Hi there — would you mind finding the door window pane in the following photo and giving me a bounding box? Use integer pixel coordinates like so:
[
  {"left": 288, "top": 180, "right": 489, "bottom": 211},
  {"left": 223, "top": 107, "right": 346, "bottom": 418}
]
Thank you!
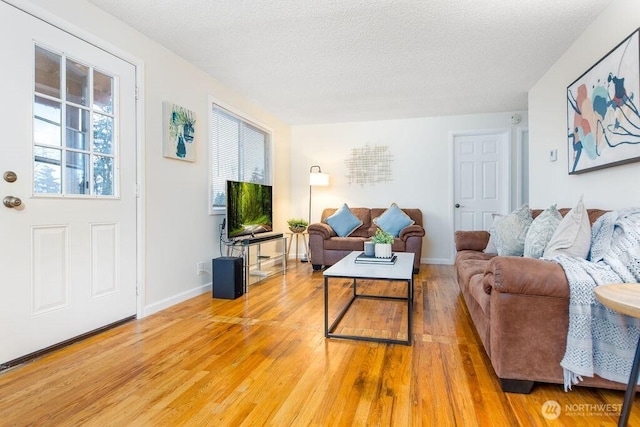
[
  {"left": 65, "top": 151, "right": 89, "bottom": 194},
  {"left": 34, "top": 147, "right": 62, "bottom": 194},
  {"left": 66, "top": 105, "right": 89, "bottom": 150},
  {"left": 93, "top": 155, "right": 113, "bottom": 196},
  {"left": 34, "top": 96, "right": 62, "bottom": 147},
  {"left": 34, "top": 46, "right": 60, "bottom": 98},
  {"left": 93, "top": 71, "right": 113, "bottom": 114},
  {"left": 93, "top": 114, "right": 114, "bottom": 155},
  {"left": 66, "top": 59, "right": 89, "bottom": 106}
]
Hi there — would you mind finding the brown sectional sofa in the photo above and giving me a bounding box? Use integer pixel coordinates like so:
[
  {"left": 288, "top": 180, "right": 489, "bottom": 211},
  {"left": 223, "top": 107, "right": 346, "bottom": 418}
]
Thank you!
[
  {"left": 308, "top": 207, "right": 425, "bottom": 272},
  {"left": 454, "top": 208, "right": 635, "bottom": 393}
]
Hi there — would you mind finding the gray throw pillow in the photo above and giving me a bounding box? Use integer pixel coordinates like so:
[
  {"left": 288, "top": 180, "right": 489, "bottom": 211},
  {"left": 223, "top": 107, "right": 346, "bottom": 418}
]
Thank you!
[
  {"left": 491, "top": 204, "right": 533, "bottom": 256},
  {"left": 524, "top": 204, "right": 562, "bottom": 258}
]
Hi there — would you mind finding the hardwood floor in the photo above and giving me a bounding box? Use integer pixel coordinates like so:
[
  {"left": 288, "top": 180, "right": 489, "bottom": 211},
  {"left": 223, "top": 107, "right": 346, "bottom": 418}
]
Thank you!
[{"left": 1, "top": 263, "right": 638, "bottom": 426}]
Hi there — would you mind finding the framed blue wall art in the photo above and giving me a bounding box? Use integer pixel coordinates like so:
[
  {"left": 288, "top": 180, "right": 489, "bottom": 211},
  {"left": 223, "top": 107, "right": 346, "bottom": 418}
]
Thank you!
[{"left": 567, "top": 28, "right": 640, "bottom": 174}]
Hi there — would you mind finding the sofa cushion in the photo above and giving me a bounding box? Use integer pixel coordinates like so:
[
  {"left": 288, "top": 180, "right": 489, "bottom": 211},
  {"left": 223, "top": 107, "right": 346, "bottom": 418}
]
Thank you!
[
  {"left": 469, "top": 274, "right": 491, "bottom": 316},
  {"left": 490, "top": 205, "right": 533, "bottom": 256},
  {"left": 457, "top": 258, "right": 489, "bottom": 294},
  {"left": 391, "top": 239, "right": 406, "bottom": 253},
  {"left": 543, "top": 197, "right": 591, "bottom": 259},
  {"left": 524, "top": 204, "right": 562, "bottom": 258},
  {"left": 324, "top": 203, "right": 363, "bottom": 237},
  {"left": 324, "top": 236, "right": 367, "bottom": 251},
  {"left": 373, "top": 203, "right": 415, "bottom": 237}
]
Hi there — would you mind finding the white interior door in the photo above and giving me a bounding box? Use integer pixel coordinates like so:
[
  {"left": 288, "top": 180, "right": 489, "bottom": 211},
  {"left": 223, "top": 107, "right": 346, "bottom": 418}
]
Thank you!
[
  {"left": 0, "top": 2, "right": 137, "bottom": 365},
  {"left": 453, "top": 131, "right": 510, "bottom": 232}
]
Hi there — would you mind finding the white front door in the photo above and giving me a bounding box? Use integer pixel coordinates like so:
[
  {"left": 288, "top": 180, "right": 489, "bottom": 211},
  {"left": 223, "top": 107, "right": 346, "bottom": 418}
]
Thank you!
[
  {"left": 453, "top": 131, "right": 510, "bottom": 232},
  {"left": 0, "top": 2, "right": 137, "bottom": 365}
]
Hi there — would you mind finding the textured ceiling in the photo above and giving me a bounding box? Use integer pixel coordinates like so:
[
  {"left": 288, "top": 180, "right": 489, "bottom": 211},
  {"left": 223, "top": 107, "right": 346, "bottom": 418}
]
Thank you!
[{"left": 86, "top": 0, "right": 612, "bottom": 125}]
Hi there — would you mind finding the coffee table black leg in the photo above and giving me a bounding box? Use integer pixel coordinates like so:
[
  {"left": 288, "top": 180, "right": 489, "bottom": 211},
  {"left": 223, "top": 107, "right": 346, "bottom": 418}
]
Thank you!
[
  {"left": 619, "top": 335, "right": 640, "bottom": 426},
  {"left": 324, "top": 276, "right": 329, "bottom": 338},
  {"left": 407, "top": 278, "right": 412, "bottom": 345}
]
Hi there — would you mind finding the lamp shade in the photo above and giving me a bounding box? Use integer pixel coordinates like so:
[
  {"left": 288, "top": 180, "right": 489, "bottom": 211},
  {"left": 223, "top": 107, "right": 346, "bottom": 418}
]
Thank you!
[{"left": 310, "top": 172, "right": 329, "bottom": 186}]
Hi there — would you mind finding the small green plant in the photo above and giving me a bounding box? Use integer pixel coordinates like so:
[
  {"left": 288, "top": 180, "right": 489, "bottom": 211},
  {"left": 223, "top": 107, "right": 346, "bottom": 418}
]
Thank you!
[
  {"left": 371, "top": 228, "right": 394, "bottom": 244},
  {"left": 287, "top": 218, "right": 309, "bottom": 229}
]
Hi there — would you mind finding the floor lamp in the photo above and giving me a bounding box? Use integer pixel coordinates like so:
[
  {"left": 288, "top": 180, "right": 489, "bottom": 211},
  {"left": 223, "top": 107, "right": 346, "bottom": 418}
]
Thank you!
[{"left": 303, "top": 165, "right": 329, "bottom": 262}]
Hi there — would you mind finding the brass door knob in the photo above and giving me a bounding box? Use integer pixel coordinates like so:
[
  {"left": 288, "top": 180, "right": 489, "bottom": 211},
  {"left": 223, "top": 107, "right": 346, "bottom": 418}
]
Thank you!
[{"left": 3, "top": 196, "right": 22, "bottom": 208}]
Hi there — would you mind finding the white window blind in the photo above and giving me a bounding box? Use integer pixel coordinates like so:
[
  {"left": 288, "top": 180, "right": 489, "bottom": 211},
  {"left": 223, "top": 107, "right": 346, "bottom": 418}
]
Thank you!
[{"left": 210, "top": 104, "right": 271, "bottom": 210}]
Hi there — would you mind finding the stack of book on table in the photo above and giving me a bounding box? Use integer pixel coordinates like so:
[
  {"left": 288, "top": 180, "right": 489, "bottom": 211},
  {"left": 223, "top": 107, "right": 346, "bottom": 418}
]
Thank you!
[{"left": 354, "top": 252, "right": 397, "bottom": 265}]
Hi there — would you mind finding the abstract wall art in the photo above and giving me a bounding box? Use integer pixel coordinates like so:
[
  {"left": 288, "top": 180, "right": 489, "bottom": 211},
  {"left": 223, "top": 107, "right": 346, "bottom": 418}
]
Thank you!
[
  {"left": 163, "top": 102, "right": 196, "bottom": 162},
  {"left": 567, "top": 28, "right": 640, "bottom": 174}
]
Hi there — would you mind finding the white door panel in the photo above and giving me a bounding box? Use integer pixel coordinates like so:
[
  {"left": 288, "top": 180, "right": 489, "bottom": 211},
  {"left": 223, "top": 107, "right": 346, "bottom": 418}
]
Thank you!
[
  {"left": 0, "top": 2, "right": 137, "bottom": 364},
  {"left": 454, "top": 132, "right": 510, "bottom": 233}
]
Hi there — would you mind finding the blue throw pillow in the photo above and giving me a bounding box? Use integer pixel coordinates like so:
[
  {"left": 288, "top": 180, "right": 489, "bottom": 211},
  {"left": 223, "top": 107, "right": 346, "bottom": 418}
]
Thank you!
[
  {"left": 373, "top": 203, "right": 414, "bottom": 237},
  {"left": 324, "top": 204, "right": 363, "bottom": 237}
]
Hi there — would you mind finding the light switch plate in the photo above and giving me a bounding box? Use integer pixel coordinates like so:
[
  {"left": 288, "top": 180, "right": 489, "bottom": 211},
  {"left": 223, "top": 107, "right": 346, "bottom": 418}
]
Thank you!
[{"left": 549, "top": 149, "right": 558, "bottom": 162}]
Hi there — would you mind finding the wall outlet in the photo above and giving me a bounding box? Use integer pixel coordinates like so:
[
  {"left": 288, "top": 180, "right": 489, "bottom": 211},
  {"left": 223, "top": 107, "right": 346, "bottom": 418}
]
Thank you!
[{"left": 196, "top": 262, "right": 207, "bottom": 275}]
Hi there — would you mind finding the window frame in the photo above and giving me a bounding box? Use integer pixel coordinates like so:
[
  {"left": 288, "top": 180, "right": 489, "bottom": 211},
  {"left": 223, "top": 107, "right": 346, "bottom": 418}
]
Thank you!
[{"left": 208, "top": 97, "right": 274, "bottom": 215}]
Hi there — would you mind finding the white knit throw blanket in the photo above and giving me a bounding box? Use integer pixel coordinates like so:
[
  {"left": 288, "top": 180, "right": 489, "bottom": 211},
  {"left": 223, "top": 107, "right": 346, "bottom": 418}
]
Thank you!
[{"left": 552, "top": 208, "right": 640, "bottom": 391}]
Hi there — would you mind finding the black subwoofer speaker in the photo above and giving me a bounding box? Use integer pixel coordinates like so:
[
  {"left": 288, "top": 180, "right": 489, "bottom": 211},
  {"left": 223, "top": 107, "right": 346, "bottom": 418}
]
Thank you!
[{"left": 212, "top": 257, "right": 243, "bottom": 299}]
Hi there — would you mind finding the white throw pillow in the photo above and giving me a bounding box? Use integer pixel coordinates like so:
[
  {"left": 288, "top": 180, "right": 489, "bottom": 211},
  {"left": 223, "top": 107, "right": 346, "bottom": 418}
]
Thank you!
[
  {"left": 543, "top": 198, "right": 591, "bottom": 259},
  {"left": 484, "top": 213, "right": 504, "bottom": 254},
  {"left": 524, "top": 204, "right": 562, "bottom": 258}
]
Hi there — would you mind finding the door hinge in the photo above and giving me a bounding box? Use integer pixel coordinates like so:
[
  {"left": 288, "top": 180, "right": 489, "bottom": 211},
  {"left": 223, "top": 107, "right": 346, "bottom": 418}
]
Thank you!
[
  {"left": 136, "top": 283, "right": 140, "bottom": 296},
  {"left": 135, "top": 86, "right": 139, "bottom": 100}
]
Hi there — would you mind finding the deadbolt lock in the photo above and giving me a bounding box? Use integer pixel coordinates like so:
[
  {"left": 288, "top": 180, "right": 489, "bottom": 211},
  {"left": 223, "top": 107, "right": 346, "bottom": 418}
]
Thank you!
[{"left": 3, "top": 171, "right": 17, "bottom": 183}]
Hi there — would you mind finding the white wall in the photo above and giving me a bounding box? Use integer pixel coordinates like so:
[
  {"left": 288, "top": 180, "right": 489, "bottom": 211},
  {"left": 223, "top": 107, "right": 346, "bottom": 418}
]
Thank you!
[
  {"left": 529, "top": 0, "right": 640, "bottom": 209},
  {"left": 291, "top": 112, "right": 528, "bottom": 264},
  {"left": 14, "top": 0, "right": 292, "bottom": 315}
]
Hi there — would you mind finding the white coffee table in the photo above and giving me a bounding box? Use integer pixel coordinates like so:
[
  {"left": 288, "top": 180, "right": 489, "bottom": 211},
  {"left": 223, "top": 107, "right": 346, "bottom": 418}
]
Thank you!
[{"left": 323, "top": 251, "right": 415, "bottom": 345}]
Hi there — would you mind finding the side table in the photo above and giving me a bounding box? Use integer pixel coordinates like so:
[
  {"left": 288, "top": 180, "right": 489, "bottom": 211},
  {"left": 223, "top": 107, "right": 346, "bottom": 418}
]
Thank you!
[
  {"left": 286, "top": 232, "right": 309, "bottom": 262},
  {"left": 595, "top": 283, "right": 640, "bottom": 427}
]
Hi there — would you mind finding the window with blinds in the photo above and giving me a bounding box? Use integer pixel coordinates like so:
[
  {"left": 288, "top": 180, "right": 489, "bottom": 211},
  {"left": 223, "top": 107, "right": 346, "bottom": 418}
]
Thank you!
[{"left": 210, "top": 104, "right": 271, "bottom": 211}]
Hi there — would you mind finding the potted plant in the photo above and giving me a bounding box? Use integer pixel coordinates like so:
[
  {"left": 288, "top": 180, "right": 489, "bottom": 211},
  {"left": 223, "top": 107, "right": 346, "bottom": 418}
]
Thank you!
[
  {"left": 371, "top": 228, "right": 394, "bottom": 258},
  {"left": 287, "top": 218, "right": 308, "bottom": 233}
]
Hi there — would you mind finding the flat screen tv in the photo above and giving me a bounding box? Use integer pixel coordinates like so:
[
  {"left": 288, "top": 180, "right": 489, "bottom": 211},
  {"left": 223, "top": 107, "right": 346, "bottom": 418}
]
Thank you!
[{"left": 226, "top": 180, "right": 273, "bottom": 240}]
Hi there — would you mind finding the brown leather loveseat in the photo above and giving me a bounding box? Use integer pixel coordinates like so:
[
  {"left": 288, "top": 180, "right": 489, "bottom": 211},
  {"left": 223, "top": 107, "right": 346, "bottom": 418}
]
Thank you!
[
  {"left": 454, "top": 207, "right": 636, "bottom": 393},
  {"left": 308, "top": 207, "right": 425, "bottom": 273}
]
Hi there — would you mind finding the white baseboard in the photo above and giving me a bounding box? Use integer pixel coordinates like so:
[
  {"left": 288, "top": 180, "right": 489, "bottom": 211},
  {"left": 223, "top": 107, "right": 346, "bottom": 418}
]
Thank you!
[
  {"left": 142, "top": 282, "right": 212, "bottom": 317},
  {"left": 421, "top": 257, "right": 454, "bottom": 265},
  {"left": 141, "top": 255, "right": 451, "bottom": 318}
]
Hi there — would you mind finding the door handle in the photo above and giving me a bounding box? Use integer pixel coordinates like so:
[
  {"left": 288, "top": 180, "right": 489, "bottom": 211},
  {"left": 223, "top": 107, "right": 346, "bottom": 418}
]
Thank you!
[
  {"left": 3, "top": 196, "right": 22, "bottom": 208},
  {"left": 455, "top": 203, "right": 462, "bottom": 208}
]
